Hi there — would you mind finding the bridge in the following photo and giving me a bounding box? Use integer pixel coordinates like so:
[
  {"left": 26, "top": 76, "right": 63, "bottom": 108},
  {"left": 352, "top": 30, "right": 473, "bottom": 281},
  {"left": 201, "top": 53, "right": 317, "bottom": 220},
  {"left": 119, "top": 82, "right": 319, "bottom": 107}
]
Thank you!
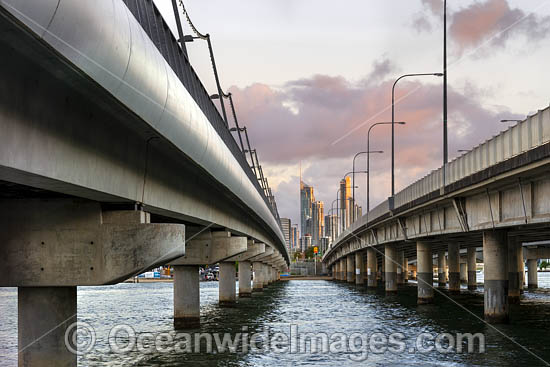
[
  {"left": 0, "top": 0, "right": 289, "bottom": 365},
  {"left": 324, "top": 104, "right": 550, "bottom": 323}
]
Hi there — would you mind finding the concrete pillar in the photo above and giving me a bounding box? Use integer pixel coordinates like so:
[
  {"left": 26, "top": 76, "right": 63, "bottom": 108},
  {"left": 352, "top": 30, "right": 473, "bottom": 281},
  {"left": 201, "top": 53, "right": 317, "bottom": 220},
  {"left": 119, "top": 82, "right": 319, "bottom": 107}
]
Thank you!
[
  {"left": 507, "top": 238, "right": 522, "bottom": 304},
  {"left": 239, "top": 261, "right": 252, "bottom": 297},
  {"left": 381, "top": 258, "right": 385, "bottom": 282},
  {"left": 437, "top": 250, "right": 447, "bottom": 287},
  {"left": 460, "top": 262, "right": 467, "bottom": 283},
  {"left": 396, "top": 251, "right": 404, "bottom": 285},
  {"left": 385, "top": 245, "right": 397, "bottom": 292},
  {"left": 403, "top": 257, "right": 409, "bottom": 283},
  {"left": 367, "top": 248, "right": 377, "bottom": 288},
  {"left": 346, "top": 255, "right": 355, "bottom": 283},
  {"left": 528, "top": 259, "right": 538, "bottom": 289},
  {"left": 174, "top": 265, "right": 200, "bottom": 329},
  {"left": 448, "top": 243, "right": 460, "bottom": 294},
  {"left": 219, "top": 262, "right": 237, "bottom": 305},
  {"left": 341, "top": 258, "right": 347, "bottom": 282},
  {"left": 483, "top": 230, "right": 509, "bottom": 323},
  {"left": 253, "top": 262, "right": 263, "bottom": 291},
  {"left": 18, "top": 287, "right": 77, "bottom": 367},
  {"left": 335, "top": 261, "right": 340, "bottom": 280},
  {"left": 355, "top": 252, "right": 365, "bottom": 285},
  {"left": 417, "top": 241, "right": 433, "bottom": 304},
  {"left": 467, "top": 247, "right": 477, "bottom": 290}
]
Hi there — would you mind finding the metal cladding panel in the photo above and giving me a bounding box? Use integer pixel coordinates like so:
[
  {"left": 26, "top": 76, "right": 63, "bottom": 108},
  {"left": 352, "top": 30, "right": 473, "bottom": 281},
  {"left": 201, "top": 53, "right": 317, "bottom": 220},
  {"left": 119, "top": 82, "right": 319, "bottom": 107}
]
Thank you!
[
  {"left": 43, "top": 0, "right": 132, "bottom": 96},
  {"left": 0, "top": 0, "right": 59, "bottom": 37},
  {"left": 0, "top": 0, "right": 286, "bottom": 258}
]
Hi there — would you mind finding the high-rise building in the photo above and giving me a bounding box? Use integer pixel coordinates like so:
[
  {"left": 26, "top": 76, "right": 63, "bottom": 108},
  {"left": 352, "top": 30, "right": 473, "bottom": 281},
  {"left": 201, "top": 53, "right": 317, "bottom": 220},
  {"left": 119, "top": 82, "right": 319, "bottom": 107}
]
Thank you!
[
  {"left": 280, "top": 217, "right": 291, "bottom": 253},
  {"left": 324, "top": 214, "right": 338, "bottom": 243},
  {"left": 300, "top": 235, "right": 312, "bottom": 252},
  {"left": 311, "top": 201, "right": 324, "bottom": 246},
  {"left": 340, "top": 177, "right": 351, "bottom": 230},
  {"left": 291, "top": 226, "right": 299, "bottom": 251},
  {"left": 300, "top": 181, "right": 314, "bottom": 237},
  {"left": 319, "top": 237, "right": 330, "bottom": 255}
]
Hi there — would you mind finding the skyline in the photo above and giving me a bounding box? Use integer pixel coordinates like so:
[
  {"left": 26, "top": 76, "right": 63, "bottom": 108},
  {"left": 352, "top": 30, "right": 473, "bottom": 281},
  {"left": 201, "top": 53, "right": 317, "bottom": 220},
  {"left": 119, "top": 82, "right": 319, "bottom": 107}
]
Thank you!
[{"left": 154, "top": 0, "right": 550, "bottom": 226}]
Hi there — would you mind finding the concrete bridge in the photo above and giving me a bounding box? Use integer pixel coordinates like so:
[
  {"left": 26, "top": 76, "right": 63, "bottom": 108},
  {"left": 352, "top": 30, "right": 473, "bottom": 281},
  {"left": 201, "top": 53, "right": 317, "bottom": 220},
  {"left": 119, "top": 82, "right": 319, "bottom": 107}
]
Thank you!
[
  {"left": 0, "top": 0, "right": 288, "bottom": 365},
  {"left": 324, "top": 104, "right": 550, "bottom": 323}
]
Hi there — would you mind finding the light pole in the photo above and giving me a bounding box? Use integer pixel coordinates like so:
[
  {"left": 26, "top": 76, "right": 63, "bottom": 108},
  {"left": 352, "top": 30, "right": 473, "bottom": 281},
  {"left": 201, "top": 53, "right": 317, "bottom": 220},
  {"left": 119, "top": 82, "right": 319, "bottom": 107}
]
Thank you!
[
  {"left": 352, "top": 152, "right": 382, "bottom": 222},
  {"left": 501, "top": 119, "right": 523, "bottom": 123},
  {"left": 443, "top": 0, "right": 448, "bottom": 192},
  {"left": 391, "top": 73, "right": 443, "bottom": 207},
  {"left": 366, "top": 122, "right": 405, "bottom": 224}
]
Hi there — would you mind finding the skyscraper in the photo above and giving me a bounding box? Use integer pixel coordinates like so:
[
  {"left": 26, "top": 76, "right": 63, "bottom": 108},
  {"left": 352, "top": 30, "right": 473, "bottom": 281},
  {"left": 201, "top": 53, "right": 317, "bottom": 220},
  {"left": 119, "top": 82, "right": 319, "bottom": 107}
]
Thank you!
[
  {"left": 340, "top": 177, "right": 351, "bottom": 230},
  {"left": 300, "top": 181, "right": 314, "bottom": 237},
  {"left": 280, "top": 217, "right": 291, "bottom": 253},
  {"left": 324, "top": 214, "right": 338, "bottom": 243},
  {"left": 311, "top": 201, "right": 324, "bottom": 246}
]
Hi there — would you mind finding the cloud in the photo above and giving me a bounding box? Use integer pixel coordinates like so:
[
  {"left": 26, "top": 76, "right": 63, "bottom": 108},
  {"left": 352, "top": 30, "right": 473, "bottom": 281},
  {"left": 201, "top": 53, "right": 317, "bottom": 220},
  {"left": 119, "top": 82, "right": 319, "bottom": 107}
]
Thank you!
[
  {"left": 228, "top": 64, "right": 522, "bottom": 222},
  {"left": 413, "top": 0, "right": 550, "bottom": 54}
]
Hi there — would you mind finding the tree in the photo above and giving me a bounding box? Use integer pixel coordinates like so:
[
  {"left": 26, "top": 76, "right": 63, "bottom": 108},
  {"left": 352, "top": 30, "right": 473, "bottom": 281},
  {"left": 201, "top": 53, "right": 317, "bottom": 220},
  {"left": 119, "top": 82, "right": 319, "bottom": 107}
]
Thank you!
[{"left": 540, "top": 261, "right": 549, "bottom": 271}]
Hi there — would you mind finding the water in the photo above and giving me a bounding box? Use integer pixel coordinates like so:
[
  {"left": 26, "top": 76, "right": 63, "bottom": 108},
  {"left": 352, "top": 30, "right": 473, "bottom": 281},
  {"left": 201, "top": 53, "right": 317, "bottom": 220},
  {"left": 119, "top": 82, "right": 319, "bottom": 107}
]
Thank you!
[{"left": 2, "top": 275, "right": 550, "bottom": 366}]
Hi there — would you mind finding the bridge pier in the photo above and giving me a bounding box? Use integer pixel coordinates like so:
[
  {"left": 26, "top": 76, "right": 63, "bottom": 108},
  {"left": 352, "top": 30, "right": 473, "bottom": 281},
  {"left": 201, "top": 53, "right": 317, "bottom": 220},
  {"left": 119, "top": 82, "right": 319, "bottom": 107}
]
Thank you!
[
  {"left": 239, "top": 261, "right": 252, "bottom": 297},
  {"left": 385, "top": 245, "right": 397, "bottom": 293},
  {"left": 18, "top": 287, "right": 77, "bottom": 367},
  {"left": 467, "top": 247, "right": 477, "bottom": 290},
  {"left": 528, "top": 259, "right": 538, "bottom": 289},
  {"left": 219, "top": 262, "right": 237, "bottom": 306},
  {"left": 253, "top": 262, "right": 264, "bottom": 291},
  {"left": 342, "top": 258, "right": 347, "bottom": 282},
  {"left": 437, "top": 250, "right": 447, "bottom": 287},
  {"left": 460, "top": 262, "right": 467, "bottom": 283},
  {"left": 508, "top": 238, "right": 522, "bottom": 304},
  {"left": 403, "top": 257, "right": 409, "bottom": 283},
  {"left": 397, "top": 251, "right": 404, "bottom": 285},
  {"left": 483, "top": 230, "right": 509, "bottom": 323},
  {"left": 448, "top": 243, "right": 460, "bottom": 294},
  {"left": 174, "top": 265, "right": 200, "bottom": 329},
  {"left": 355, "top": 252, "right": 365, "bottom": 285},
  {"left": 417, "top": 241, "right": 434, "bottom": 304},
  {"left": 346, "top": 255, "right": 355, "bottom": 283},
  {"left": 367, "top": 248, "right": 377, "bottom": 288}
]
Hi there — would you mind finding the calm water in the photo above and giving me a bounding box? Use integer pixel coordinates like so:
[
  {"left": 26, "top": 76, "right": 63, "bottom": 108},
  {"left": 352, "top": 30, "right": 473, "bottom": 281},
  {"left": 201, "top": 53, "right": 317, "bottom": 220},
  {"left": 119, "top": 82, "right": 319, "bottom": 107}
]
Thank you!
[{"left": 2, "top": 275, "right": 550, "bottom": 366}]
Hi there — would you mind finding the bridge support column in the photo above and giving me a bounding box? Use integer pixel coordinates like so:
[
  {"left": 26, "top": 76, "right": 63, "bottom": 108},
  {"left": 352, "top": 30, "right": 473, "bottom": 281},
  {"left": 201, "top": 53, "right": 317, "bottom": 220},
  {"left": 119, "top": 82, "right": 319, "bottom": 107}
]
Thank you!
[
  {"left": 397, "top": 251, "right": 404, "bottom": 285},
  {"left": 508, "top": 238, "right": 522, "bottom": 304},
  {"left": 467, "top": 247, "right": 477, "bottom": 290},
  {"left": 528, "top": 259, "right": 538, "bottom": 289},
  {"left": 448, "top": 243, "right": 460, "bottom": 294},
  {"left": 460, "top": 262, "right": 467, "bottom": 283},
  {"left": 367, "top": 248, "right": 377, "bottom": 288},
  {"left": 403, "top": 257, "right": 409, "bottom": 283},
  {"left": 341, "top": 258, "right": 347, "bottom": 282},
  {"left": 380, "top": 258, "right": 385, "bottom": 283},
  {"left": 253, "top": 262, "right": 264, "bottom": 292},
  {"left": 483, "top": 230, "right": 509, "bottom": 324},
  {"left": 417, "top": 241, "right": 433, "bottom": 304},
  {"left": 239, "top": 261, "right": 252, "bottom": 297},
  {"left": 355, "top": 252, "right": 364, "bottom": 285},
  {"left": 385, "top": 245, "right": 397, "bottom": 293},
  {"left": 346, "top": 255, "right": 355, "bottom": 283},
  {"left": 174, "top": 265, "right": 200, "bottom": 329},
  {"left": 219, "top": 262, "right": 236, "bottom": 306},
  {"left": 18, "top": 286, "right": 77, "bottom": 367},
  {"left": 437, "top": 251, "right": 447, "bottom": 287}
]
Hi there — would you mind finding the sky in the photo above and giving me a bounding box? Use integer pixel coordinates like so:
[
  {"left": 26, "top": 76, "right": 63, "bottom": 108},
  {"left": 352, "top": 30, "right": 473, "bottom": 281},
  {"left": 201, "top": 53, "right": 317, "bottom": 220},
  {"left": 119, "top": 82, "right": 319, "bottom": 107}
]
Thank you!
[{"left": 154, "top": 0, "right": 550, "bottom": 227}]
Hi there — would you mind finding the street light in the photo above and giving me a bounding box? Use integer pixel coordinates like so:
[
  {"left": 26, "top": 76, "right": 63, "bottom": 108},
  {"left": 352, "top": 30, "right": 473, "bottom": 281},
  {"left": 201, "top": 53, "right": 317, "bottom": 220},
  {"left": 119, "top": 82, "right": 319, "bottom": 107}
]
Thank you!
[
  {"left": 352, "top": 151, "right": 382, "bottom": 222},
  {"left": 392, "top": 73, "right": 443, "bottom": 207},
  {"left": 366, "top": 121, "right": 405, "bottom": 224},
  {"left": 500, "top": 119, "right": 523, "bottom": 123}
]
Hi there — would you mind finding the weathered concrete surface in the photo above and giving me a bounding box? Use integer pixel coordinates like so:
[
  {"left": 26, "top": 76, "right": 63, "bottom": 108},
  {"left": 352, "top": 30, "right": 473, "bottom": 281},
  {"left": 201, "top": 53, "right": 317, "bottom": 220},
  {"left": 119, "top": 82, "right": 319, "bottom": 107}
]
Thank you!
[
  {"left": 355, "top": 251, "right": 364, "bottom": 285},
  {"left": 508, "top": 237, "right": 523, "bottom": 303},
  {"left": 18, "top": 287, "right": 77, "bottom": 367},
  {"left": 483, "top": 230, "right": 509, "bottom": 323},
  {"left": 417, "top": 241, "right": 433, "bottom": 304},
  {"left": 528, "top": 259, "right": 538, "bottom": 289},
  {"left": 174, "top": 265, "right": 200, "bottom": 329},
  {"left": 367, "top": 248, "right": 377, "bottom": 288},
  {"left": 437, "top": 251, "right": 447, "bottom": 287},
  {"left": 385, "top": 245, "right": 397, "bottom": 292},
  {"left": 448, "top": 243, "right": 460, "bottom": 294},
  {"left": 467, "top": 247, "right": 477, "bottom": 290},
  {"left": 0, "top": 199, "right": 185, "bottom": 287},
  {"left": 346, "top": 255, "right": 355, "bottom": 283},
  {"left": 219, "top": 262, "right": 237, "bottom": 306},
  {"left": 239, "top": 261, "right": 252, "bottom": 297},
  {"left": 170, "top": 231, "right": 245, "bottom": 266}
]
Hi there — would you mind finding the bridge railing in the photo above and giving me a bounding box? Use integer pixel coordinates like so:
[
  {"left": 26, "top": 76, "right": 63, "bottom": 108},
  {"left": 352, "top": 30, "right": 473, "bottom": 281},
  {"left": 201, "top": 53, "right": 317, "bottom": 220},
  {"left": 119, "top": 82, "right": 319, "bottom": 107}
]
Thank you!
[
  {"left": 328, "top": 106, "right": 550, "bottom": 254},
  {"left": 122, "top": 0, "right": 282, "bottom": 225}
]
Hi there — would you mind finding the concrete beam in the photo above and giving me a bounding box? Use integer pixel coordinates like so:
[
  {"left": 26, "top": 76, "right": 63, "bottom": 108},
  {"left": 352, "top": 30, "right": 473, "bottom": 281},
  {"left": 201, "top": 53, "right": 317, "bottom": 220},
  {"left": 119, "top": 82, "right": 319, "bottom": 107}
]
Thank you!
[
  {"left": 0, "top": 199, "right": 185, "bottom": 287},
  {"left": 225, "top": 241, "right": 265, "bottom": 262},
  {"left": 170, "top": 231, "right": 246, "bottom": 266},
  {"left": 248, "top": 246, "right": 273, "bottom": 262}
]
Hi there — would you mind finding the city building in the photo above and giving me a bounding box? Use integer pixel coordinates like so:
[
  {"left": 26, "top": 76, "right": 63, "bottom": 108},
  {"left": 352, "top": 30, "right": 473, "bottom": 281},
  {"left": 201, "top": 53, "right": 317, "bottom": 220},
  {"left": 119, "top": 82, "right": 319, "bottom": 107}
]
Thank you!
[
  {"left": 319, "top": 237, "right": 330, "bottom": 255},
  {"left": 340, "top": 177, "right": 351, "bottom": 230},
  {"left": 300, "top": 235, "right": 312, "bottom": 252},
  {"left": 300, "top": 181, "right": 314, "bottom": 237},
  {"left": 311, "top": 201, "right": 324, "bottom": 246},
  {"left": 280, "top": 217, "right": 291, "bottom": 253},
  {"left": 291, "top": 225, "right": 299, "bottom": 251},
  {"left": 324, "top": 214, "right": 338, "bottom": 243}
]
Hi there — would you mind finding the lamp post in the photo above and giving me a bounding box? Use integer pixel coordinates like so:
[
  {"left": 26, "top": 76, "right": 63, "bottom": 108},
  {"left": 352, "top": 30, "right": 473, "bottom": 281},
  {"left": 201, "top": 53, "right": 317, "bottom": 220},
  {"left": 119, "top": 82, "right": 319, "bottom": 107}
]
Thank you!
[
  {"left": 500, "top": 119, "right": 523, "bottom": 123},
  {"left": 352, "top": 151, "right": 383, "bottom": 222},
  {"left": 391, "top": 73, "right": 443, "bottom": 207},
  {"left": 366, "top": 122, "right": 405, "bottom": 224}
]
